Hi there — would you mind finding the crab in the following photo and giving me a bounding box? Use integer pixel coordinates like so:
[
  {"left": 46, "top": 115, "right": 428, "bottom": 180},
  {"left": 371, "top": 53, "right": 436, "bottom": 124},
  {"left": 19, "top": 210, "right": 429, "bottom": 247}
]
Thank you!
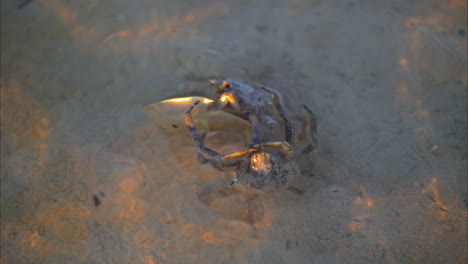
[
  {"left": 183, "top": 79, "right": 302, "bottom": 189},
  {"left": 143, "top": 78, "right": 317, "bottom": 189}
]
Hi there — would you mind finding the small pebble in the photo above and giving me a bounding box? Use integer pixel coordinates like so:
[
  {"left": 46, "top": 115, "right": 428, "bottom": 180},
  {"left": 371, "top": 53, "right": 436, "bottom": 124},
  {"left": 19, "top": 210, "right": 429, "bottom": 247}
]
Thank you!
[
  {"left": 287, "top": 186, "right": 304, "bottom": 195},
  {"left": 92, "top": 194, "right": 101, "bottom": 207},
  {"left": 329, "top": 185, "right": 343, "bottom": 193}
]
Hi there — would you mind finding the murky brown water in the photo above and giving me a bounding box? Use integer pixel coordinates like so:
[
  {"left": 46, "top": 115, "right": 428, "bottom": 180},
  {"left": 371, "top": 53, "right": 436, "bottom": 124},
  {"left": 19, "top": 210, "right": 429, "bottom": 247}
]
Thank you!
[{"left": 1, "top": 0, "right": 467, "bottom": 263}]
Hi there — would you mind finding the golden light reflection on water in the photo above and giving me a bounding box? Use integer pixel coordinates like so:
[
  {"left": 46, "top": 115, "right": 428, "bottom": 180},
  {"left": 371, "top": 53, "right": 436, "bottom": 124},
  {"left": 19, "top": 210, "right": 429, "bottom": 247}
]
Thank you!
[
  {"left": 1, "top": 101, "right": 464, "bottom": 263},
  {"left": 342, "top": 180, "right": 467, "bottom": 263},
  {"left": 0, "top": 82, "right": 51, "bottom": 165},
  {"left": 39, "top": 0, "right": 229, "bottom": 51},
  {"left": 390, "top": 11, "right": 466, "bottom": 259},
  {"left": 39, "top": 0, "right": 100, "bottom": 43},
  {"left": 395, "top": 38, "right": 433, "bottom": 139},
  {"left": 16, "top": 200, "right": 91, "bottom": 260},
  {"left": 421, "top": 177, "right": 450, "bottom": 214},
  {"left": 395, "top": 0, "right": 467, "bottom": 141}
]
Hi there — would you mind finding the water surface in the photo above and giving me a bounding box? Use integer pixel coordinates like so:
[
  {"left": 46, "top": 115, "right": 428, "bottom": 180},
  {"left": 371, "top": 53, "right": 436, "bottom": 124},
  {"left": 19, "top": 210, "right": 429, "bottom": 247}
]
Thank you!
[{"left": 1, "top": 0, "right": 467, "bottom": 263}]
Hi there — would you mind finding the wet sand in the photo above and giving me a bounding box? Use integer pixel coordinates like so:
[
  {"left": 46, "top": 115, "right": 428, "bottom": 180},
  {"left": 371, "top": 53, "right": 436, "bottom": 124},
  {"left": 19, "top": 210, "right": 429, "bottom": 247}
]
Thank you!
[{"left": 1, "top": 0, "right": 467, "bottom": 263}]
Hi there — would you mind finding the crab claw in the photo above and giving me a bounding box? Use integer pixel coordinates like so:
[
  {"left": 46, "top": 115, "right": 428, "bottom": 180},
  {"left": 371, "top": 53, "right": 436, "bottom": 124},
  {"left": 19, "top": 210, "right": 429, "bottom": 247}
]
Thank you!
[{"left": 142, "top": 96, "right": 213, "bottom": 133}]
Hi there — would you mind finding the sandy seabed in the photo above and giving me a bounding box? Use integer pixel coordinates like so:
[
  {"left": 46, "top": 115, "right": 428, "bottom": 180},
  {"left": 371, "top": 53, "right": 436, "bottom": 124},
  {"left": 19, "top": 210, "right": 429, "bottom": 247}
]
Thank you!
[{"left": 1, "top": 0, "right": 467, "bottom": 263}]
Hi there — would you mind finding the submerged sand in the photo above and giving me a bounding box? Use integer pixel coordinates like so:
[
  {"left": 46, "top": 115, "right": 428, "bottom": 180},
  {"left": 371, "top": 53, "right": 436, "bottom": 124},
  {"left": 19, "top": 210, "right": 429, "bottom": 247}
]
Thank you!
[{"left": 1, "top": 0, "right": 467, "bottom": 263}]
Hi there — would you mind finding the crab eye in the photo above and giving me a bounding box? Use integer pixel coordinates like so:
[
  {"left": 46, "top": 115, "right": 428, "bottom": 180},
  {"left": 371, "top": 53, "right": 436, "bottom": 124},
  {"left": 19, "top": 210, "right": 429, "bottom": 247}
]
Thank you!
[{"left": 220, "top": 81, "right": 230, "bottom": 89}]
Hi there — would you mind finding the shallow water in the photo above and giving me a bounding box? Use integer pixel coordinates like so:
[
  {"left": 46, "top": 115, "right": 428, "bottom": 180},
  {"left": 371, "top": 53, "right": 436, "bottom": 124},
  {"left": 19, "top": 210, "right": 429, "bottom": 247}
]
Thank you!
[{"left": 1, "top": 0, "right": 467, "bottom": 263}]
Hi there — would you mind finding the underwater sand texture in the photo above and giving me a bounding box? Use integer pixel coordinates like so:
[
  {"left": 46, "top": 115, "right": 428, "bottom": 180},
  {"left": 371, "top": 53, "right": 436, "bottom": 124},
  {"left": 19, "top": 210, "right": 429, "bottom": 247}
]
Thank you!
[{"left": 1, "top": 0, "right": 467, "bottom": 263}]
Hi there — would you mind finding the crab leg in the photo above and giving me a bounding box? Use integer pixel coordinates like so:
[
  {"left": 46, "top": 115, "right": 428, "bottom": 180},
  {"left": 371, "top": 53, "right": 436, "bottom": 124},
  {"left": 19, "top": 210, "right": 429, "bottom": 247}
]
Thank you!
[
  {"left": 222, "top": 149, "right": 257, "bottom": 162},
  {"left": 229, "top": 161, "right": 250, "bottom": 186},
  {"left": 184, "top": 101, "right": 226, "bottom": 169},
  {"left": 225, "top": 113, "right": 262, "bottom": 185},
  {"left": 248, "top": 113, "right": 260, "bottom": 147},
  {"left": 185, "top": 101, "right": 258, "bottom": 170},
  {"left": 253, "top": 141, "right": 293, "bottom": 160},
  {"left": 301, "top": 105, "right": 318, "bottom": 149},
  {"left": 260, "top": 86, "right": 294, "bottom": 145},
  {"left": 288, "top": 105, "right": 318, "bottom": 159}
]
